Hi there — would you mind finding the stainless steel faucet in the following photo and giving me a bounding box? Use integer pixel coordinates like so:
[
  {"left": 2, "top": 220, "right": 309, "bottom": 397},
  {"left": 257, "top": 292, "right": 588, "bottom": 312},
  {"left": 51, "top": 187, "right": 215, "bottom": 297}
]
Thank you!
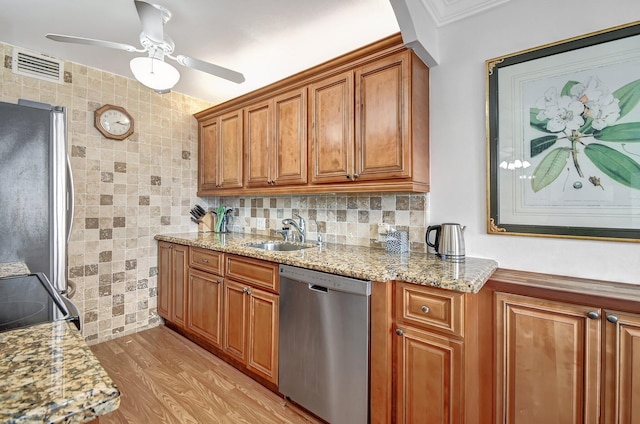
[{"left": 282, "top": 213, "right": 306, "bottom": 242}]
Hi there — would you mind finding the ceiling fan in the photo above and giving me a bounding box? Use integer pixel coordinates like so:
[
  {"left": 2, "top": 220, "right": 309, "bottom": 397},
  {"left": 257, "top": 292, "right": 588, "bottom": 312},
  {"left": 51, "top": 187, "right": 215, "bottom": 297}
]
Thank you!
[{"left": 46, "top": 0, "right": 245, "bottom": 93}]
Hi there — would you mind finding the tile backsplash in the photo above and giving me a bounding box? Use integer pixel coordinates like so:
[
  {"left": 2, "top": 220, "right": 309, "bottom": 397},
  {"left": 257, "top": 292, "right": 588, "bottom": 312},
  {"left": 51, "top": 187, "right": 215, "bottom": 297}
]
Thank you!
[{"left": 208, "top": 192, "right": 430, "bottom": 252}]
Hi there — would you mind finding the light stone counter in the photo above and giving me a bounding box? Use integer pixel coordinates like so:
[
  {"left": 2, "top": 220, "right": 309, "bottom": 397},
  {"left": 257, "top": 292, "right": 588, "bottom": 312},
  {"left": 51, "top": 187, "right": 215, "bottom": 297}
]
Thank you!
[
  {"left": 155, "top": 232, "right": 498, "bottom": 293},
  {"left": 0, "top": 263, "right": 120, "bottom": 423},
  {"left": 0, "top": 262, "right": 30, "bottom": 278}
]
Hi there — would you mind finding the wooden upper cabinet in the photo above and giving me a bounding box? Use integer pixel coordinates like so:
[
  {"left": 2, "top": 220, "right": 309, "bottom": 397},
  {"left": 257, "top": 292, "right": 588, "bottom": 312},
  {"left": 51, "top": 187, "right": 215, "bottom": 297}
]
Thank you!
[
  {"left": 310, "top": 50, "right": 429, "bottom": 188},
  {"left": 195, "top": 33, "right": 430, "bottom": 195},
  {"left": 310, "top": 70, "right": 354, "bottom": 184},
  {"left": 495, "top": 292, "right": 601, "bottom": 424},
  {"left": 355, "top": 52, "right": 411, "bottom": 181},
  {"left": 198, "top": 109, "right": 243, "bottom": 193},
  {"left": 245, "top": 88, "right": 307, "bottom": 188}
]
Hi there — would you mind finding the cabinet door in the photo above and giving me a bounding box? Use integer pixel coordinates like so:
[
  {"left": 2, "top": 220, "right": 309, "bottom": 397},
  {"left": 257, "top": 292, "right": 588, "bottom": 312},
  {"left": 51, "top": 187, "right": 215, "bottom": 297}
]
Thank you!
[
  {"left": 157, "top": 242, "right": 172, "bottom": 320},
  {"left": 604, "top": 311, "right": 640, "bottom": 424},
  {"left": 245, "top": 100, "right": 271, "bottom": 187},
  {"left": 198, "top": 116, "right": 218, "bottom": 191},
  {"left": 218, "top": 110, "right": 243, "bottom": 189},
  {"left": 170, "top": 244, "right": 189, "bottom": 328},
  {"left": 187, "top": 268, "right": 223, "bottom": 348},
  {"left": 396, "top": 326, "right": 462, "bottom": 424},
  {"left": 273, "top": 88, "right": 307, "bottom": 186},
  {"left": 246, "top": 287, "right": 279, "bottom": 384},
  {"left": 223, "top": 279, "right": 247, "bottom": 363},
  {"left": 495, "top": 293, "right": 601, "bottom": 424},
  {"left": 355, "top": 52, "right": 411, "bottom": 181},
  {"left": 309, "top": 70, "right": 354, "bottom": 183}
]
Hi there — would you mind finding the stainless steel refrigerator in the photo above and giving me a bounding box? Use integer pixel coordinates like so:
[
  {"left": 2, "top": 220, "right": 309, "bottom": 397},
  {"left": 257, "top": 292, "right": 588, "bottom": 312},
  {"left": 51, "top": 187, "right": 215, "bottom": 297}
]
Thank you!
[{"left": 0, "top": 100, "right": 73, "bottom": 294}]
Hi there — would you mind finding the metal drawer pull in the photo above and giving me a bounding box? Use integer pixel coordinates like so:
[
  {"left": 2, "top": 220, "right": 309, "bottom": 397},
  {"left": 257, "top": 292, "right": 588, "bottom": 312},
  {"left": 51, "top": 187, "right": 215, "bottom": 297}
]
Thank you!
[
  {"left": 607, "top": 315, "right": 619, "bottom": 323},
  {"left": 396, "top": 328, "right": 404, "bottom": 336},
  {"left": 587, "top": 311, "right": 599, "bottom": 320},
  {"left": 421, "top": 305, "right": 430, "bottom": 314},
  {"left": 200, "top": 258, "right": 209, "bottom": 263}
]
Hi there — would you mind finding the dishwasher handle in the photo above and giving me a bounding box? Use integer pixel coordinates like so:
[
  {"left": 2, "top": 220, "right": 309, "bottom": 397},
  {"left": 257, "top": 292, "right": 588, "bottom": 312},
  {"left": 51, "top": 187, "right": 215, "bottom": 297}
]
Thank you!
[{"left": 309, "top": 284, "right": 328, "bottom": 293}]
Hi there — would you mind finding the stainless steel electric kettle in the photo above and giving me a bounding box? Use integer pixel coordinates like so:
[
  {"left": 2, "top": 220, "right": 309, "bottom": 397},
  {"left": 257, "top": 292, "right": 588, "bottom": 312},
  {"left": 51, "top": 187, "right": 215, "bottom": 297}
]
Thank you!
[{"left": 426, "top": 223, "right": 466, "bottom": 260}]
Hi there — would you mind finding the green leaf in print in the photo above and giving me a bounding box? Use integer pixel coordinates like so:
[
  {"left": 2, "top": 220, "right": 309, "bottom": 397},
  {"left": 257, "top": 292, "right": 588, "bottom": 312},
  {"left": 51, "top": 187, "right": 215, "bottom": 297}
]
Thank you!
[
  {"left": 530, "top": 135, "right": 558, "bottom": 157},
  {"left": 594, "top": 123, "right": 640, "bottom": 142},
  {"left": 584, "top": 143, "right": 640, "bottom": 190},
  {"left": 531, "top": 147, "right": 571, "bottom": 192},
  {"left": 561, "top": 80, "right": 581, "bottom": 97},
  {"left": 530, "top": 108, "right": 551, "bottom": 133},
  {"left": 613, "top": 79, "right": 640, "bottom": 120}
]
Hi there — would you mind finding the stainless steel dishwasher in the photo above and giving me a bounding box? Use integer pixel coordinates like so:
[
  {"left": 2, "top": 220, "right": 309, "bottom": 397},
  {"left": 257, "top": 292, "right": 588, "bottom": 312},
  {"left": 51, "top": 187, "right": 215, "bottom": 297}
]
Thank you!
[{"left": 279, "top": 264, "right": 371, "bottom": 424}]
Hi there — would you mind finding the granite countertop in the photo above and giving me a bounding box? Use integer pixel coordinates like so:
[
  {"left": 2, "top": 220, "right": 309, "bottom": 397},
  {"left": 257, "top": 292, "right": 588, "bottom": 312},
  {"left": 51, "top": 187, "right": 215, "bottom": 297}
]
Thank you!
[
  {"left": 155, "top": 232, "right": 498, "bottom": 293},
  {"left": 0, "top": 262, "right": 31, "bottom": 278},
  {"left": 0, "top": 263, "right": 120, "bottom": 423}
]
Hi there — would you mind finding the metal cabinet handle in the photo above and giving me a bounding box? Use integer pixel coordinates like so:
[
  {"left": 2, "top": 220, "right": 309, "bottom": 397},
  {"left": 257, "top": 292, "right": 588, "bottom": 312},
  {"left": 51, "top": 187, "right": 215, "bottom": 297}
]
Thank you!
[
  {"left": 421, "top": 305, "right": 430, "bottom": 314},
  {"left": 200, "top": 258, "right": 209, "bottom": 263},
  {"left": 587, "top": 311, "right": 599, "bottom": 320},
  {"left": 396, "top": 328, "right": 404, "bottom": 336},
  {"left": 353, "top": 173, "right": 359, "bottom": 179},
  {"left": 242, "top": 287, "right": 248, "bottom": 294},
  {"left": 168, "top": 245, "right": 173, "bottom": 249},
  {"left": 607, "top": 315, "right": 619, "bottom": 323},
  {"left": 216, "top": 279, "right": 222, "bottom": 284},
  {"left": 246, "top": 288, "right": 252, "bottom": 295}
]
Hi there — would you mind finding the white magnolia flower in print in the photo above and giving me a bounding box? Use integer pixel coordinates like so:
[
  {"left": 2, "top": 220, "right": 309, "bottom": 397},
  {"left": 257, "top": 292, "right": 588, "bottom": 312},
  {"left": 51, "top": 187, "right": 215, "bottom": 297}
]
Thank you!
[{"left": 535, "top": 87, "right": 585, "bottom": 132}]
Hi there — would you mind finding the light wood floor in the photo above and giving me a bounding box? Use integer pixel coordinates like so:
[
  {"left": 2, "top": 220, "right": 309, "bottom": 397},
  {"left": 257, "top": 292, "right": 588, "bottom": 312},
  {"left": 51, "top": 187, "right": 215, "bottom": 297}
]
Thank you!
[{"left": 90, "top": 325, "right": 321, "bottom": 424}]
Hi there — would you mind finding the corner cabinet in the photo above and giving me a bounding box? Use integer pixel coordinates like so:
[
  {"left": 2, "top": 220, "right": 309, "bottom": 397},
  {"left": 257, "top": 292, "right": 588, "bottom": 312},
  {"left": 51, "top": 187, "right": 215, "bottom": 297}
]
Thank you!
[
  {"left": 198, "top": 109, "right": 243, "bottom": 193},
  {"left": 195, "top": 33, "right": 430, "bottom": 196},
  {"left": 488, "top": 269, "right": 640, "bottom": 424}
]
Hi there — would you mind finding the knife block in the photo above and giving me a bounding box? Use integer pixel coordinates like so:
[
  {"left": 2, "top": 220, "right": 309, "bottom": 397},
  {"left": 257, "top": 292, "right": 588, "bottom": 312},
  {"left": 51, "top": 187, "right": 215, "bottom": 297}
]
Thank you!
[{"left": 198, "top": 212, "right": 215, "bottom": 233}]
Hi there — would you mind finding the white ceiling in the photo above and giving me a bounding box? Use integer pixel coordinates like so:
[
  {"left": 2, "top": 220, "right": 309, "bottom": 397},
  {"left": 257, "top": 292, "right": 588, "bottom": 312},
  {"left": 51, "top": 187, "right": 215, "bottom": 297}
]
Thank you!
[
  {"left": 0, "top": 0, "right": 400, "bottom": 104},
  {"left": 0, "top": 0, "right": 507, "bottom": 105}
]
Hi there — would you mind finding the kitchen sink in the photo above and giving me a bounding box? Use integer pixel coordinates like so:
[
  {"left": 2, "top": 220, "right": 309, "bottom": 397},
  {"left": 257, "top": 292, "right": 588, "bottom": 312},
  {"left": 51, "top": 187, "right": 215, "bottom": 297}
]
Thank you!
[{"left": 244, "top": 242, "right": 317, "bottom": 251}]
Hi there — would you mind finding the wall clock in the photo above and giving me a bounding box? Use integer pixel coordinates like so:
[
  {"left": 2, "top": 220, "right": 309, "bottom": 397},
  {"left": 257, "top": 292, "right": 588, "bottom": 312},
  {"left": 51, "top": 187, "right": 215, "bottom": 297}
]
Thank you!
[{"left": 94, "top": 104, "right": 134, "bottom": 140}]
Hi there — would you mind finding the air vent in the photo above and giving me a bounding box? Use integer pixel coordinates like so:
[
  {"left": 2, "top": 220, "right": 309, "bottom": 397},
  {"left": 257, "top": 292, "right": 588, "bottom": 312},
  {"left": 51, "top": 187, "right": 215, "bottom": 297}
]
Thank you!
[{"left": 12, "top": 48, "right": 64, "bottom": 84}]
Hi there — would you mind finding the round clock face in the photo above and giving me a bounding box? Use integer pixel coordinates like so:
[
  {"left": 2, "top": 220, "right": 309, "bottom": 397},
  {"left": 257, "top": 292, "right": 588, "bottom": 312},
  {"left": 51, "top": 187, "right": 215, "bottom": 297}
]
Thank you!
[{"left": 99, "top": 109, "right": 131, "bottom": 135}]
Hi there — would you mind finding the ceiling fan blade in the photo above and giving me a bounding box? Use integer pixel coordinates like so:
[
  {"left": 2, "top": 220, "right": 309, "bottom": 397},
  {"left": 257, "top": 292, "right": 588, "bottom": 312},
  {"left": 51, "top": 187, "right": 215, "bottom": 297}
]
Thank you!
[
  {"left": 174, "top": 55, "right": 245, "bottom": 84},
  {"left": 134, "top": 0, "right": 165, "bottom": 43},
  {"left": 46, "top": 33, "right": 140, "bottom": 52}
]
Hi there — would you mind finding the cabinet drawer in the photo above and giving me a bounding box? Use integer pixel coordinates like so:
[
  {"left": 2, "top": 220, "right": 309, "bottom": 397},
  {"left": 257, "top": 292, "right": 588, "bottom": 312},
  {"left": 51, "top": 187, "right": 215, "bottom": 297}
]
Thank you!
[
  {"left": 226, "top": 255, "right": 278, "bottom": 293},
  {"left": 190, "top": 247, "right": 224, "bottom": 275},
  {"left": 396, "top": 282, "right": 464, "bottom": 337}
]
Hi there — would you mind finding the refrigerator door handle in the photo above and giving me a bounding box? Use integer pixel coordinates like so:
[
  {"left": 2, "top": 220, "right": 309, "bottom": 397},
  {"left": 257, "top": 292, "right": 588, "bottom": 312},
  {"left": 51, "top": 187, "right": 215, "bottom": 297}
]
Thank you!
[{"left": 66, "top": 154, "right": 74, "bottom": 244}]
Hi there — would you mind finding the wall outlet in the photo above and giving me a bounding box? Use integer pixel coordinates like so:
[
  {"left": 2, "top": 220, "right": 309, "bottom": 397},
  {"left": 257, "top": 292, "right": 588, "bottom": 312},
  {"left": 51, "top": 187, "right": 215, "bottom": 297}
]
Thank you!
[
  {"left": 256, "top": 218, "right": 266, "bottom": 230},
  {"left": 378, "top": 223, "right": 390, "bottom": 235}
]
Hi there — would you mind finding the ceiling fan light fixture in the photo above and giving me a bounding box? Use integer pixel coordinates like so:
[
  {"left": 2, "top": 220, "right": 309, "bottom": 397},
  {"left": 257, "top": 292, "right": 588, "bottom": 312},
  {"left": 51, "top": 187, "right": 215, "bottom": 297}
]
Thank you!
[{"left": 130, "top": 56, "right": 180, "bottom": 91}]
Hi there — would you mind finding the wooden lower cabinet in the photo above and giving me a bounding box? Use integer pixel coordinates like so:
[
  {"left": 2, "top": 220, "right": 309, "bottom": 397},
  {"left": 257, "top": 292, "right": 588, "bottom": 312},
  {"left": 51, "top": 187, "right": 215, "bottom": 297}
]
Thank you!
[
  {"left": 187, "top": 268, "right": 223, "bottom": 348},
  {"left": 395, "top": 326, "right": 463, "bottom": 423},
  {"left": 223, "top": 278, "right": 279, "bottom": 385},
  {"left": 392, "top": 282, "right": 491, "bottom": 424},
  {"left": 494, "top": 292, "right": 601, "bottom": 424},
  {"left": 223, "top": 279, "right": 248, "bottom": 362},
  {"left": 604, "top": 311, "right": 640, "bottom": 423},
  {"left": 490, "top": 270, "right": 640, "bottom": 424},
  {"left": 157, "top": 241, "right": 188, "bottom": 328}
]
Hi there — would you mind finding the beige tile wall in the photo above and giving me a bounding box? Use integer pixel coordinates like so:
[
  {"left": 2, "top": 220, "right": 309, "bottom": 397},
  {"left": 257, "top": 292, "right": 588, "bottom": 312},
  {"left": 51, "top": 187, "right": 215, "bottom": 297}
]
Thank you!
[
  {"left": 1, "top": 42, "right": 211, "bottom": 344},
  {"left": 1, "top": 41, "right": 431, "bottom": 345}
]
